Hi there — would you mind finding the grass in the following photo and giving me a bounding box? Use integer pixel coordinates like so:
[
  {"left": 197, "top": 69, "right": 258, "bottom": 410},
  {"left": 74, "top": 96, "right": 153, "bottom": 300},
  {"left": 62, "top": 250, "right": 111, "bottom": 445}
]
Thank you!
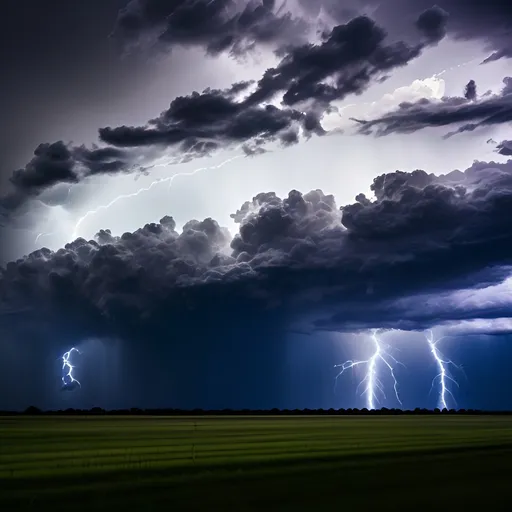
[{"left": 1, "top": 415, "right": 512, "bottom": 510}]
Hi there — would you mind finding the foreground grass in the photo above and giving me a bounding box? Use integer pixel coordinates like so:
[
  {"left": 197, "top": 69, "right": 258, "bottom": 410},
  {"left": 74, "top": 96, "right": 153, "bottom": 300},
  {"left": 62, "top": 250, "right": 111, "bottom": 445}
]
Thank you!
[{"left": 1, "top": 415, "right": 511, "bottom": 510}]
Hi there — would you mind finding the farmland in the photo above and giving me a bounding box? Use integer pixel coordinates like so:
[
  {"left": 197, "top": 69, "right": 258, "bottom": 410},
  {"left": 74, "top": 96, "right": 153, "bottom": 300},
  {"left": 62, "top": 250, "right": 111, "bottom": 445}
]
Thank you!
[{"left": 1, "top": 415, "right": 511, "bottom": 510}]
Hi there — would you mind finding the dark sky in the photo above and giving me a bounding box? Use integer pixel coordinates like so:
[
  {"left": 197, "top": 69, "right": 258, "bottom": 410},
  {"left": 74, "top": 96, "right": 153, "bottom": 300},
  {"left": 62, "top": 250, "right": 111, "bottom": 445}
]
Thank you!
[
  {"left": 1, "top": 1, "right": 126, "bottom": 182},
  {"left": 1, "top": 0, "right": 512, "bottom": 412}
]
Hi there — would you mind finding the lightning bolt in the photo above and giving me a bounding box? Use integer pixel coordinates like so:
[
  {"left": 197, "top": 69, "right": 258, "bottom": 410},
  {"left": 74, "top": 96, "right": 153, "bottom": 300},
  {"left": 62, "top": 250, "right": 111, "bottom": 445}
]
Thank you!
[
  {"left": 425, "top": 330, "right": 459, "bottom": 410},
  {"left": 432, "top": 57, "right": 481, "bottom": 79},
  {"left": 70, "top": 153, "right": 242, "bottom": 241},
  {"left": 34, "top": 231, "right": 56, "bottom": 244},
  {"left": 61, "top": 348, "right": 81, "bottom": 388},
  {"left": 335, "top": 329, "right": 403, "bottom": 410},
  {"left": 30, "top": 142, "right": 208, "bottom": 246}
]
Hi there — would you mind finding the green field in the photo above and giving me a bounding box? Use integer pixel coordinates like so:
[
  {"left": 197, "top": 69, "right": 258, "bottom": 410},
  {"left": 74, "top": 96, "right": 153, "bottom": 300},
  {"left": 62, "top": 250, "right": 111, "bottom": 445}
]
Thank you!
[{"left": 1, "top": 415, "right": 512, "bottom": 510}]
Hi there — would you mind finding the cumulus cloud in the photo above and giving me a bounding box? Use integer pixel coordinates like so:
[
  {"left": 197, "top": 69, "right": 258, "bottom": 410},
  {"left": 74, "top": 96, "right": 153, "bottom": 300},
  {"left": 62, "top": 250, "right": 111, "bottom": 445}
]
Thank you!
[
  {"left": 4, "top": 157, "right": 512, "bottom": 409},
  {"left": 112, "top": 0, "right": 310, "bottom": 57},
  {"left": 322, "top": 75, "right": 445, "bottom": 131},
  {"left": 352, "top": 77, "right": 512, "bottom": 137},
  {"left": 2, "top": 158, "right": 512, "bottom": 344}
]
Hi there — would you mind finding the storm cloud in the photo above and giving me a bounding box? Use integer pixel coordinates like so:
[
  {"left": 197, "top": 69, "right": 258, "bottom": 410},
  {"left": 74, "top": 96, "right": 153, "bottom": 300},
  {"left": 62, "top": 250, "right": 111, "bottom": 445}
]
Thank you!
[
  {"left": 351, "top": 77, "right": 512, "bottom": 137},
  {"left": 0, "top": 142, "right": 134, "bottom": 220},
  {"left": 102, "top": 13, "right": 441, "bottom": 150},
  {"left": 1, "top": 12, "right": 443, "bottom": 219},
  {"left": 114, "top": 0, "right": 512, "bottom": 64},
  {"left": 496, "top": 140, "right": 512, "bottom": 156},
  {"left": 3, "top": 157, "right": 512, "bottom": 409},
  {"left": 99, "top": 85, "right": 309, "bottom": 149},
  {"left": 112, "top": 0, "right": 310, "bottom": 57},
  {"left": 464, "top": 80, "right": 477, "bottom": 101},
  {"left": 311, "top": 0, "right": 512, "bottom": 63},
  {"left": 2, "top": 157, "right": 512, "bottom": 339}
]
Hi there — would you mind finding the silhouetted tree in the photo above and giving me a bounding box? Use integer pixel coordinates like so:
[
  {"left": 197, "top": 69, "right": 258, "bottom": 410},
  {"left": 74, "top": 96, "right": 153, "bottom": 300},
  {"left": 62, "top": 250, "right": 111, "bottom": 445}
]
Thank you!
[{"left": 23, "top": 406, "right": 41, "bottom": 415}]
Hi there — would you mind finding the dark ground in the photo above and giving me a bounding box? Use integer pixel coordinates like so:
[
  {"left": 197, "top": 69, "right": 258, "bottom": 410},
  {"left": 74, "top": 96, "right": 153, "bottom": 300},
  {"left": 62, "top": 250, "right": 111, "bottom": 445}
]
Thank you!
[{"left": 1, "top": 416, "right": 511, "bottom": 510}]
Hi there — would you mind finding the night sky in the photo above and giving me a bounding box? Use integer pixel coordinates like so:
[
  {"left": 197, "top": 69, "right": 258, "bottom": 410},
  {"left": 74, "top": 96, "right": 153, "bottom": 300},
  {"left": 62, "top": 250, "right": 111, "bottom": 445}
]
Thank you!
[{"left": 1, "top": 0, "right": 512, "bottom": 412}]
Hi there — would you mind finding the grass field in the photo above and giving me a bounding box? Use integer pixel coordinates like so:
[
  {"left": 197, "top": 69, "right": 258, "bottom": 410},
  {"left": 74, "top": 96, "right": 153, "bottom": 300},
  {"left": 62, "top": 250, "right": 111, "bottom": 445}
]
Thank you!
[{"left": 1, "top": 415, "right": 512, "bottom": 510}]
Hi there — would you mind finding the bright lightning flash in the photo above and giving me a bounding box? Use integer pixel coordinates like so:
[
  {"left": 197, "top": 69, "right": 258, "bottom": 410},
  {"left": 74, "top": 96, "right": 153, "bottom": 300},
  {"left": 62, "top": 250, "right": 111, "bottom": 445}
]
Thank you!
[
  {"left": 425, "top": 330, "right": 459, "bottom": 410},
  {"left": 70, "top": 154, "right": 242, "bottom": 241},
  {"left": 335, "top": 330, "right": 404, "bottom": 410},
  {"left": 61, "top": 348, "right": 81, "bottom": 389}
]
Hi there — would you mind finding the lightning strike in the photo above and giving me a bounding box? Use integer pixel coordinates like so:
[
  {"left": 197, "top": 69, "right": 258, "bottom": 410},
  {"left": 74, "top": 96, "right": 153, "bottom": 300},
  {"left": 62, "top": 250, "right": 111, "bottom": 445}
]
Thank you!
[
  {"left": 61, "top": 347, "right": 81, "bottom": 390},
  {"left": 70, "top": 153, "right": 242, "bottom": 241},
  {"left": 335, "top": 329, "right": 404, "bottom": 410},
  {"left": 425, "top": 330, "right": 459, "bottom": 410},
  {"left": 432, "top": 57, "right": 481, "bottom": 78},
  {"left": 34, "top": 231, "right": 56, "bottom": 244}
]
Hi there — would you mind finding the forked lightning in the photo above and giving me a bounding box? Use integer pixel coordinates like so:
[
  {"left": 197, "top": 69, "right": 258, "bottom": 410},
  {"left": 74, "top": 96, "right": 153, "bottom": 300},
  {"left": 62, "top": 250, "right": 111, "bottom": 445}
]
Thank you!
[
  {"left": 61, "top": 348, "right": 81, "bottom": 388},
  {"left": 335, "top": 329, "right": 404, "bottom": 409},
  {"left": 425, "top": 330, "right": 459, "bottom": 410},
  {"left": 71, "top": 154, "right": 242, "bottom": 240}
]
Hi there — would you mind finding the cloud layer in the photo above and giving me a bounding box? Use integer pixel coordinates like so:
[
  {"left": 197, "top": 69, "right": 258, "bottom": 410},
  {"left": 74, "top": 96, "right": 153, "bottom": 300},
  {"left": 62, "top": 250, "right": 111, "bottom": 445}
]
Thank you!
[
  {"left": 2, "top": 157, "right": 512, "bottom": 342},
  {"left": 1, "top": 11, "right": 443, "bottom": 219},
  {"left": 114, "top": 0, "right": 512, "bottom": 64},
  {"left": 112, "top": 0, "right": 310, "bottom": 57},
  {"left": 497, "top": 140, "right": 512, "bottom": 156},
  {"left": 352, "top": 77, "right": 512, "bottom": 137},
  {"left": 314, "top": 0, "right": 512, "bottom": 62}
]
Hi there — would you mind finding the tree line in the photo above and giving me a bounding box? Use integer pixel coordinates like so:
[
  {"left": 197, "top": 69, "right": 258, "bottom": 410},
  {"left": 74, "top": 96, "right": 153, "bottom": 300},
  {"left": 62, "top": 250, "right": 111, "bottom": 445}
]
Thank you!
[{"left": 1, "top": 406, "right": 511, "bottom": 416}]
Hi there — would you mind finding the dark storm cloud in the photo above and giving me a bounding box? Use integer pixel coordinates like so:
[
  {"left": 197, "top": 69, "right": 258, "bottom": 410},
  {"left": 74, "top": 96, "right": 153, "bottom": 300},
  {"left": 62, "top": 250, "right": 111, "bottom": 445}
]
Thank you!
[
  {"left": 101, "top": 14, "right": 442, "bottom": 149},
  {"left": 245, "top": 13, "right": 442, "bottom": 107},
  {"left": 112, "top": 0, "right": 310, "bottom": 57},
  {"left": 497, "top": 140, "right": 512, "bottom": 156},
  {"left": 464, "top": 80, "right": 477, "bottom": 101},
  {"left": 310, "top": 0, "right": 512, "bottom": 63},
  {"left": 1, "top": 13, "right": 442, "bottom": 219},
  {"left": 99, "top": 88, "right": 307, "bottom": 148},
  {"left": 2, "top": 157, "right": 512, "bottom": 341},
  {"left": 414, "top": 6, "right": 448, "bottom": 44},
  {"left": 428, "top": 0, "right": 512, "bottom": 62},
  {"left": 352, "top": 77, "right": 512, "bottom": 137},
  {"left": 0, "top": 142, "right": 132, "bottom": 218}
]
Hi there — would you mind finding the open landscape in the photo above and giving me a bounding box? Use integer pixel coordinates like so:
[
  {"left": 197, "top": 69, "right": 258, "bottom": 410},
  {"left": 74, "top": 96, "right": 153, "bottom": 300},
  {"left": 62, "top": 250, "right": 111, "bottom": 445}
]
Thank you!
[{"left": 1, "top": 415, "right": 512, "bottom": 510}]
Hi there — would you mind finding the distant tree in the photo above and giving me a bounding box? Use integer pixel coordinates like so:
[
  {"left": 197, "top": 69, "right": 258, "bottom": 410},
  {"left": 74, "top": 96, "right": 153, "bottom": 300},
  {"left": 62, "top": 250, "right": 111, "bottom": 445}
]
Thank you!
[{"left": 23, "top": 406, "right": 41, "bottom": 415}]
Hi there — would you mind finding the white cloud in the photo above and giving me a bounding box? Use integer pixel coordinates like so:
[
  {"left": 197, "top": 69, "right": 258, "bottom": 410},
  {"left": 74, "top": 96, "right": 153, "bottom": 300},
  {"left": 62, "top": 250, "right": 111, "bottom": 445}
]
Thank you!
[{"left": 322, "top": 76, "right": 446, "bottom": 132}]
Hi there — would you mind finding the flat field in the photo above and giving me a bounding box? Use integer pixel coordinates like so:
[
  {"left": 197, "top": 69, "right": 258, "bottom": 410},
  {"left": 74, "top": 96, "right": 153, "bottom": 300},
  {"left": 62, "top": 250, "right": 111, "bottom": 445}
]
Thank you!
[{"left": 1, "top": 415, "right": 512, "bottom": 510}]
